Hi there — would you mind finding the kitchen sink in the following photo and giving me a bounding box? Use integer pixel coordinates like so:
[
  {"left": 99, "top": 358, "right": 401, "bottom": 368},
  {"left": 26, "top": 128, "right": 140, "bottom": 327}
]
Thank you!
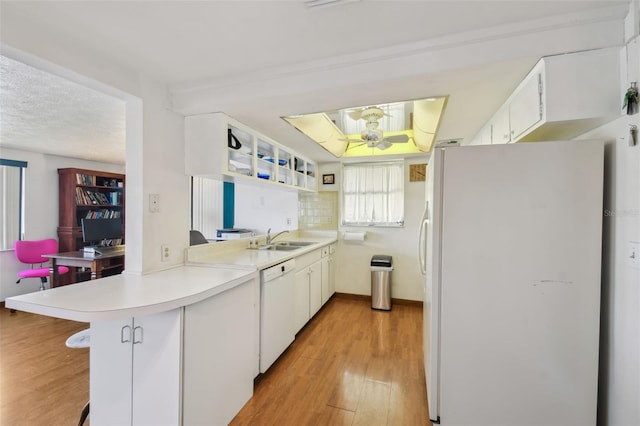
[
  {"left": 249, "top": 241, "right": 316, "bottom": 251},
  {"left": 251, "top": 244, "right": 303, "bottom": 251},
  {"left": 276, "top": 241, "right": 316, "bottom": 247},
  {"left": 269, "top": 245, "right": 302, "bottom": 251}
]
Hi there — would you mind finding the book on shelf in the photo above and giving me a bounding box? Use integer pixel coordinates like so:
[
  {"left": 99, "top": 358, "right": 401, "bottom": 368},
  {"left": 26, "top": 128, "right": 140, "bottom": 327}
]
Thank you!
[
  {"left": 76, "top": 187, "right": 90, "bottom": 205},
  {"left": 95, "top": 192, "right": 110, "bottom": 205},
  {"left": 83, "top": 209, "right": 121, "bottom": 219},
  {"left": 108, "top": 192, "right": 121, "bottom": 205},
  {"left": 76, "top": 173, "right": 94, "bottom": 186},
  {"left": 75, "top": 188, "right": 120, "bottom": 206}
]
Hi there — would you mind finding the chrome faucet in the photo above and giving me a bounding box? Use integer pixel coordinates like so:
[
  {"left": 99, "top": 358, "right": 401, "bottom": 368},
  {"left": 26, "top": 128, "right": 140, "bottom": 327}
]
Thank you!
[{"left": 266, "top": 228, "right": 289, "bottom": 245}]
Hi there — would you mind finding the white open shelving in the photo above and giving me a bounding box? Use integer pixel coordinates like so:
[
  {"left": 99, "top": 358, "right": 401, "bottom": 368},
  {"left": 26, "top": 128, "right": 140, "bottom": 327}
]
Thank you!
[{"left": 185, "top": 113, "right": 316, "bottom": 192}]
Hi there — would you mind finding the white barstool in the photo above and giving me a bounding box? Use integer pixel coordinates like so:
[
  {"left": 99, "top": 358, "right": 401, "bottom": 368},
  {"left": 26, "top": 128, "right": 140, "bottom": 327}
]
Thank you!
[{"left": 66, "top": 329, "right": 90, "bottom": 426}]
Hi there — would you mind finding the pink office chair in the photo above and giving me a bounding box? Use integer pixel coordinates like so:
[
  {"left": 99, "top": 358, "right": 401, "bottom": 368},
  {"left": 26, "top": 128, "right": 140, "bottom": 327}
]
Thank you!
[{"left": 14, "top": 239, "right": 69, "bottom": 291}]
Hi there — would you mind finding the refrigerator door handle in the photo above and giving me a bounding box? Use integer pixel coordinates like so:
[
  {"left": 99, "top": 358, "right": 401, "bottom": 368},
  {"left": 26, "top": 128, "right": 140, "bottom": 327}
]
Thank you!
[{"left": 419, "top": 202, "right": 429, "bottom": 275}]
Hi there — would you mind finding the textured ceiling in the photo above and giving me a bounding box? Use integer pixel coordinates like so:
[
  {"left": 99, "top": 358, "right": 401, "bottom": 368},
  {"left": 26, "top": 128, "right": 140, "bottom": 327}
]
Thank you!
[{"left": 0, "top": 55, "right": 126, "bottom": 164}]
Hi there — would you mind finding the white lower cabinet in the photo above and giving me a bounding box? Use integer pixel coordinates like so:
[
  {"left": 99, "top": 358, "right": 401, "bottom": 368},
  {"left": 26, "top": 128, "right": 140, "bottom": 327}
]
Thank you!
[
  {"left": 329, "top": 245, "right": 336, "bottom": 296},
  {"left": 321, "top": 255, "right": 330, "bottom": 306},
  {"left": 90, "top": 277, "right": 257, "bottom": 426},
  {"left": 309, "top": 260, "right": 322, "bottom": 317},
  {"left": 294, "top": 268, "right": 311, "bottom": 333},
  {"left": 321, "top": 244, "right": 337, "bottom": 305},
  {"left": 91, "top": 309, "right": 182, "bottom": 426},
  {"left": 293, "top": 248, "right": 323, "bottom": 334}
]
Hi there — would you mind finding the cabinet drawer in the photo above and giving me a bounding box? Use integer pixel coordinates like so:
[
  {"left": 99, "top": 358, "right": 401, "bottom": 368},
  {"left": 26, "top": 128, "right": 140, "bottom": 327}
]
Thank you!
[
  {"left": 295, "top": 249, "right": 322, "bottom": 270},
  {"left": 321, "top": 246, "right": 329, "bottom": 257}
]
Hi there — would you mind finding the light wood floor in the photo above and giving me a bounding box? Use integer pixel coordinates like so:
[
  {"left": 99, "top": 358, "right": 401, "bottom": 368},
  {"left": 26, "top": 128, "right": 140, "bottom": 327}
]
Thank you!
[
  {"left": 0, "top": 305, "right": 90, "bottom": 426},
  {"left": 0, "top": 296, "right": 431, "bottom": 426},
  {"left": 232, "top": 296, "right": 432, "bottom": 426}
]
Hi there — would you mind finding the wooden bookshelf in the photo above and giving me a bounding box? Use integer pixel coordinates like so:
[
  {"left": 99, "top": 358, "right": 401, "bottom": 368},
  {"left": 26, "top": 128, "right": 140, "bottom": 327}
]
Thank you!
[{"left": 57, "top": 168, "right": 125, "bottom": 285}]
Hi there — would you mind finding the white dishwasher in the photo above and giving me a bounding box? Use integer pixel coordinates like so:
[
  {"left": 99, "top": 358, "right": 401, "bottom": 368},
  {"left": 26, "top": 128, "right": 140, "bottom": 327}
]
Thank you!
[{"left": 260, "top": 258, "right": 296, "bottom": 373}]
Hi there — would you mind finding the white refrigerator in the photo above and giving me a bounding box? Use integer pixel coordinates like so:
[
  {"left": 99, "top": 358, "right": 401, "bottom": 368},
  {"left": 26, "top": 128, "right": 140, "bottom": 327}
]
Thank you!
[{"left": 419, "top": 140, "right": 603, "bottom": 426}]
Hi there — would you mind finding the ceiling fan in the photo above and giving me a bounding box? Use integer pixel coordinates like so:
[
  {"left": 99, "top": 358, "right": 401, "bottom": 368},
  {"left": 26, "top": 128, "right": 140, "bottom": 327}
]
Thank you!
[{"left": 341, "top": 106, "right": 409, "bottom": 150}]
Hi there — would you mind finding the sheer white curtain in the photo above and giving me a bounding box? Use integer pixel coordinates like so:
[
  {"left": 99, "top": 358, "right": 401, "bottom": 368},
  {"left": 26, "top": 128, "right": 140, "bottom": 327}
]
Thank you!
[
  {"left": 342, "top": 162, "right": 404, "bottom": 226},
  {"left": 0, "top": 164, "right": 23, "bottom": 249},
  {"left": 191, "top": 177, "right": 223, "bottom": 239}
]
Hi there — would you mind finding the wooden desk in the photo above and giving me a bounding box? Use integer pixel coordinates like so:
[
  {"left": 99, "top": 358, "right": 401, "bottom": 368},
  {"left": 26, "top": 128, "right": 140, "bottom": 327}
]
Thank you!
[{"left": 45, "top": 250, "right": 125, "bottom": 287}]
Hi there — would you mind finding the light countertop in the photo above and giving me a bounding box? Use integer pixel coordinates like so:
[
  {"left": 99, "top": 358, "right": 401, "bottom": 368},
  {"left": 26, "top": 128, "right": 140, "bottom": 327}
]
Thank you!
[
  {"left": 5, "top": 265, "right": 258, "bottom": 322},
  {"left": 5, "top": 232, "right": 337, "bottom": 323},
  {"left": 186, "top": 234, "right": 338, "bottom": 270}
]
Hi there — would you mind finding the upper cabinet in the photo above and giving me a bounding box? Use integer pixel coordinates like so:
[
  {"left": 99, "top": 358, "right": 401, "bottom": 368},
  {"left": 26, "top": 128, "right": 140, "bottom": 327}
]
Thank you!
[
  {"left": 185, "top": 113, "right": 316, "bottom": 192},
  {"left": 470, "top": 47, "right": 621, "bottom": 145}
]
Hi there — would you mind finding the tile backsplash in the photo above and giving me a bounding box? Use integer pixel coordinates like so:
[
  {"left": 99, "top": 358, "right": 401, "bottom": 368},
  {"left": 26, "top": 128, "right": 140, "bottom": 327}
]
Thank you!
[{"left": 298, "top": 191, "right": 338, "bottom": 230}]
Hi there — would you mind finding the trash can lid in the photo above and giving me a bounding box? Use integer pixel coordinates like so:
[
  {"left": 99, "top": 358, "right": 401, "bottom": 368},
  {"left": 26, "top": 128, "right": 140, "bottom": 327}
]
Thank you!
[{"left": 371, "top": 254, "right": 392, "bottom": 267}]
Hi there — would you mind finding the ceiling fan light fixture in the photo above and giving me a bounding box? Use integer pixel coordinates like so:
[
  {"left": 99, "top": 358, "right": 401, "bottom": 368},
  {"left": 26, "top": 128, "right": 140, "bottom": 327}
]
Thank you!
[{"left": 361, "top": 128, "right": 383, "bottom": 141}]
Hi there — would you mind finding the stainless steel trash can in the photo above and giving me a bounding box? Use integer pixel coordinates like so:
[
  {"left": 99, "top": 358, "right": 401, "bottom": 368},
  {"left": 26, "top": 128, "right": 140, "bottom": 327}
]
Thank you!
[{"left": 371, "top": 255, "right": 393, "bottom": 311}]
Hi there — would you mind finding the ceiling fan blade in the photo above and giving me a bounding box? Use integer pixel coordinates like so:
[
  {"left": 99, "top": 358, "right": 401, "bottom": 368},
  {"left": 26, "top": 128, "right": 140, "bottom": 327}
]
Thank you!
[
  {"left": 376, "top": 140, "right": 392, "bottom": 150},
  {"left": 346, "top": 142, "right": 367, "bottom": 150},
  {"left": 385, "top": 134, "right": 409, "bottom": 143},
  {"left": 339, "top": 137, "right": 363, "bottom": 143}
]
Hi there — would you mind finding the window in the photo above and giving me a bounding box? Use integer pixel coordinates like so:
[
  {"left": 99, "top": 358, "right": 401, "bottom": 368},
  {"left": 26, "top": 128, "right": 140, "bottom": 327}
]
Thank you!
[
  {"left": 0, "top": 159, "right": 27, "bottom": 250},
  {"left": 191, "top": 176, "right": 223, "bottom": 239},
  {"left": 342, "top": 162, "right": 404, "bottom": 226}
]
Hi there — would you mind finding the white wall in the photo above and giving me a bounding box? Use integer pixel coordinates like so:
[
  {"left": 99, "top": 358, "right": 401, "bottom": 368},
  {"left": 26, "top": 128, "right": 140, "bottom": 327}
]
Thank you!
[
  {"left": 1, "top": 9, "right": 190, "bottom": 284},
  {"left": 320, "top": 158, "right": 428, "bottom": 301},
  {"left": 578, "top": 113, "right": 640, "bottom": 426},
  {"left": 0, "top": 148, "right": 124, "bottom": 300},
  {"left": 234, "top": 181, "right": 299, "bottom": 235},
  {"left": 576, "top": 29, "right": 640, "bottom": 426},
  {"left": 136, "top": 79, "right": 189, "bottom": 272}
]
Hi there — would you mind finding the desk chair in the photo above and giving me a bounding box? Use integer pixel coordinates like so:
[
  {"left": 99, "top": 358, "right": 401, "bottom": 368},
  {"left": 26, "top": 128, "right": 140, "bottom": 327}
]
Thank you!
[
  {"left": 190, "top": 230, "right": 209, "bottom": 246},
  {"left": 15, "top": 239, "right": 69, "bottom": 291},
  {"left": 66, "top": 329, "right": 90, "bottom": 426}
]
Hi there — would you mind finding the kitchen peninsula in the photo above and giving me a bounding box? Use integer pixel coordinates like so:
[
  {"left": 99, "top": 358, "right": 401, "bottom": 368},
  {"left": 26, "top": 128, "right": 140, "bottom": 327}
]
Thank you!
[
  {"left": 5, "top": 231, "right": 338, "bottom": 426},
  {"left": 5, "top": 265, "right": 259, "bottom": 426}
]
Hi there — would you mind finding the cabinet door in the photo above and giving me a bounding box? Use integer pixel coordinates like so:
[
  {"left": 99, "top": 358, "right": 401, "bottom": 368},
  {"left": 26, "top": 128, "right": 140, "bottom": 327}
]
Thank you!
[
  {"left": 309, "top": 261, "right": 322, "bottom": 317},
  {"left": 509, "top": 72, "right": 542, "bottom": 141},
  {"left": 328, "top": 254, "right": 336, "bottom": 296},
  {"left": 131, "top": 309, "right": 183, "bottom": 426},
  {"left": 294, "top": 268, "right": 310, "bottom": 333},
  {"left": 321, "top": 256, "right": 330, "bottom": 305},
  {"left": 491, "top": 106, "right": 511, "bottom": 144},
  {"left": 90, "top": 319, "right": 134, "bottom": 426},
  {"left": 90, "top": 310, "right": 182, "bottom": 426}
]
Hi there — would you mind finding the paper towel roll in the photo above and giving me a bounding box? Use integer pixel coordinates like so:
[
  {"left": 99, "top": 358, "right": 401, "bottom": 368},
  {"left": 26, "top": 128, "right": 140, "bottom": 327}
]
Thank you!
[{"left": 343, "top": 231, "right": 366, "bottom": 241}]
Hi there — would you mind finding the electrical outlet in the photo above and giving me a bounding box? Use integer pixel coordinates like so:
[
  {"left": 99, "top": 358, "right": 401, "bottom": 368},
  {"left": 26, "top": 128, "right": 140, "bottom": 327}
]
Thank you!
[
  {"left": 161, "top": 244, "right": 170, "bottom": 262},
  {"left": 149, "top": 194, "right": 160, "bottom": 213},
  {"left": 286, "top": 217, "right": 292, "bottom": 225}
]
